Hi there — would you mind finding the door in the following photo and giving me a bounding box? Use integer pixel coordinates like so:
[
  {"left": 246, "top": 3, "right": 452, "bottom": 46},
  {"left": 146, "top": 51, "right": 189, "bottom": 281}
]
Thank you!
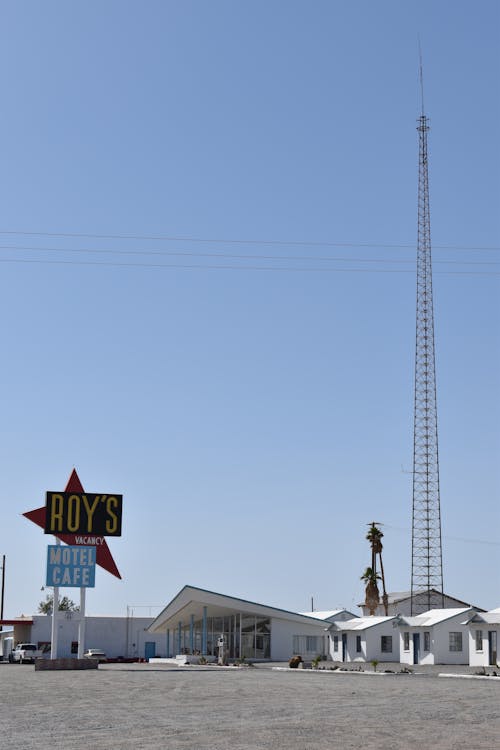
[
  {"left": 342, "top": 634, "right": 347, "bottom": 662},
  {"left": 413, "top": 633, "right": 420, "bottom": 665},
  {"left": 144, "top": 642, "right": 156, "bottom": 660},
  {"left": 488, "top": 631, "right": 497, "bottom": 666}
]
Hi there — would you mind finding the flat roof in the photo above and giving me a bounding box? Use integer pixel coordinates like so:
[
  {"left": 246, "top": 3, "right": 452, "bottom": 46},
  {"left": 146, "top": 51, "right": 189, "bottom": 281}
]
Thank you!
[
  {"left": 332, "top": 616, "right": 396, "bottom": 632},
  {"left": 400, "top": 608, "right": 474, "bottom": 627},
  {"left": 465, "top": 611, "right": 500, "bottom": 625}
]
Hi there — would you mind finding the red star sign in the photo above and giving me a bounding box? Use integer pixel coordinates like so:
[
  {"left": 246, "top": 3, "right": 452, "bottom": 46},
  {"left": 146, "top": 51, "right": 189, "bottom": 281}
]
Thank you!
[{"left": 23, "top": 468, "right": 121, "bottom": 579}]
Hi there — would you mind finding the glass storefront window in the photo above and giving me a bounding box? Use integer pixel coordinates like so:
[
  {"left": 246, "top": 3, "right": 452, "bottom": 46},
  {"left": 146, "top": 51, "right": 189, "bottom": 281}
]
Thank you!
[{"left": 173, "top": 612, "right": 271, "bottom": 659}]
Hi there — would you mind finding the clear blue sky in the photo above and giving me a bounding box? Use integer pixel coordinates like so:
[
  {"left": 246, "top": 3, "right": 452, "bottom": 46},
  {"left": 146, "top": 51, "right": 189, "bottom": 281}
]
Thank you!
[{"left": 1, "top": 1, "right": 498, "bottom": 619}]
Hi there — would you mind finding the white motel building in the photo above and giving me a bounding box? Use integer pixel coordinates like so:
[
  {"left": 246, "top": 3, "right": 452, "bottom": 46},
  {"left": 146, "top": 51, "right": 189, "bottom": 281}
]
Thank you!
[{"left": 1, "top": 585, "right": 497, "bottom": 668}]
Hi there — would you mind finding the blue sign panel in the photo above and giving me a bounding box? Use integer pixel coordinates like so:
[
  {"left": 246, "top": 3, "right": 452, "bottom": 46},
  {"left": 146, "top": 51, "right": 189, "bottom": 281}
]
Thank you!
[{"left": 46, "top": 545, "right": 96, "bottom": 588}]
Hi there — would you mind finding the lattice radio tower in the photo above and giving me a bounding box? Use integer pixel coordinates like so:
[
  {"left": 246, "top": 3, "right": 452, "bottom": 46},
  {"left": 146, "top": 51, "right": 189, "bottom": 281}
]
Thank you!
[{"left": 410, "top": 59, "right": 445, "bottom": 615}]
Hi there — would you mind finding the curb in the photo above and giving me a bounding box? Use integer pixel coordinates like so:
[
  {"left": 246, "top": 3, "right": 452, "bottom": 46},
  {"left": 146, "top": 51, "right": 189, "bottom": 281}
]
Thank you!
[{"left": 438, "top": 673, "right": 500, "bottom": 682}]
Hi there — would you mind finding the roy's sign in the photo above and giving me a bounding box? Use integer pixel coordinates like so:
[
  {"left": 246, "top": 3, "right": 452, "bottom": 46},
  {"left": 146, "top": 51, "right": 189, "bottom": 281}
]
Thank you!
[
  {"left": 46, "top": 545, "right": 96, "bottom": 588},
  {"left": 44, "top": 492, "right": 123, "bottom": 537}
]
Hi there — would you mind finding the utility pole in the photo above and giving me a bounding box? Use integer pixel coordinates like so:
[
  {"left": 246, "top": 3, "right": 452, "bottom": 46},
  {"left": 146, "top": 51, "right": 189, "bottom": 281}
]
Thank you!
[
  {"left": 1, "top": 555, "right": 5, "bottom": 631},
  {"left": 410, "top": 59, "right": 444, "bottom": 614}
]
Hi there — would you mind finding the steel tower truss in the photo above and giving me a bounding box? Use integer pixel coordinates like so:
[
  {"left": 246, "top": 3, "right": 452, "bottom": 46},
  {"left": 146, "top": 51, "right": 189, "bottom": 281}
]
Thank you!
[{"left": 410, "top": 114, "right": 444, "bottom": 615}]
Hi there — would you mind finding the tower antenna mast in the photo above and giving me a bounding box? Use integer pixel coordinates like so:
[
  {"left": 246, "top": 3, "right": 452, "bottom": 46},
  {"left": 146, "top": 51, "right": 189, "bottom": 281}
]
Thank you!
[
  {"left": 410, "top": 50, "right": 445, "bottom": 614},
  {"left": 418, "top": 37, "right": 425, "bottom": 115}
]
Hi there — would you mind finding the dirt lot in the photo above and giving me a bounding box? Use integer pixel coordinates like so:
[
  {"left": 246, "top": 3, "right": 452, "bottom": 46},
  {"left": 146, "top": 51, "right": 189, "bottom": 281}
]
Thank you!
[{"left": 0, "top": 662, "right": 499, "bottom": 749}]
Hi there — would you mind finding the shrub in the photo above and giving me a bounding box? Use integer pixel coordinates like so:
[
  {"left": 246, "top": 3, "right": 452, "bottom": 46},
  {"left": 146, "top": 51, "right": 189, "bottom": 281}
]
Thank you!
[{"left": 289, "top": 655, "right": 303, "bottom": 669}]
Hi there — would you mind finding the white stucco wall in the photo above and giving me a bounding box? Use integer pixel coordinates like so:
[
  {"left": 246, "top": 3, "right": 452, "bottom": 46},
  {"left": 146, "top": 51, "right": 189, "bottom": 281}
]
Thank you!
[
  {"left": 329, "top": 631, "right": 341, "bottom": 660},
  {"left": 400, "top": 618, "right": 470, "bottom": 665},
  {"left": 364, "top": 625, "right": 400, "bottom": 662},
  {"left": 342, "top": 632, "right": 365, "bottom": 662},
  {"left": 468, "top": 627, "right": 500, "bottom": 667},
  {"left": 469, "top": 628, "right": 487, "bottom": 667},
  {"left": 270, "top": 618, "right": 328, "bottom": 661},
  {"left": 330, "top": 623, "right": 399, "bottom": 663},
  {"left": 27, "top": 615, "right": 166, "bottom": 659},
  {"left": 431, "top": 621, "right": 469, "bottom": 664},
  {"left": 398, "top": 628, "right": 435, "bottom": 665}
]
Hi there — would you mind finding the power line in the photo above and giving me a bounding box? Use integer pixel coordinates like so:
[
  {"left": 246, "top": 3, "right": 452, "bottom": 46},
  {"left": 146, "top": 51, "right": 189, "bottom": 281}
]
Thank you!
[
  {"left": 0, "top": 229, "right": 498, "bottom": 252},
  {"left": 0, "top": 257, "right": 417, "bottom": 272},
  {"left": 0, "top": 243, "right": 498, "bottom": 267},
  {"left": 0, "top": 256, "right": 498, "bottom": 275},
  {"left": 384, "top": 524, "right": 500, "bottom": 548}
]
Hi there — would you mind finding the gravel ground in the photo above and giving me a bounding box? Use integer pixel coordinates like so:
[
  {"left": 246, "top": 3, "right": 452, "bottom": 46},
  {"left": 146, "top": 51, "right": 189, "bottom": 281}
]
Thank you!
[{"left": 0, "top": 662, "right": 499, "bottom": 749}]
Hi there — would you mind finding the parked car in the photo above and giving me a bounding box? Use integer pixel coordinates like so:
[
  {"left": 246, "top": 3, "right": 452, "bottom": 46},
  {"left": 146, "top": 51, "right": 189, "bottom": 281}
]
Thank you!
[
  {"left": 9, "top": 643, "right": 42, "bottom": 664},
  {"left": 83, "top": 649, "right": 107, "bottom": 662}
]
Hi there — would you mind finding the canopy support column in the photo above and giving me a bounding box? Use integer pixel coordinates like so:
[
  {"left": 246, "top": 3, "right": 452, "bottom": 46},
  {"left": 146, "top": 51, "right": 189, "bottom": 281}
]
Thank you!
[{"left": 202, "top": 607, "right": 207, "bottom": 655}]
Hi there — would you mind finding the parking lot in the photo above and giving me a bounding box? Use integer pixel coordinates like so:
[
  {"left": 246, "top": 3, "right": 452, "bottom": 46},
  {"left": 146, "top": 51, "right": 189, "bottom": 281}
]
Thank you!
[{"left": 1, "top": 662, "right": 499, "bottom": 749}]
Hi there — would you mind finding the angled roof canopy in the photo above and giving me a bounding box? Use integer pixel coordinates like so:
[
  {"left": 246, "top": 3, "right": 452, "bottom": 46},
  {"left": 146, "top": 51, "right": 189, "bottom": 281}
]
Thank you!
[
  {"left": 148, "top": 585, "right": 332, "bottom": 633},
  {"left": 299, "top": 609, "right": 355, "bottom": 621}
]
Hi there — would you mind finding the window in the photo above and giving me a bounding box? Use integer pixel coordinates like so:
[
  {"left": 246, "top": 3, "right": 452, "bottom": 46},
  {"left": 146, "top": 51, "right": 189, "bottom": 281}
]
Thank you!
[
  {"left": 424, "top": 632, "right": 430, "bottom": 652},
  {"left": 356, "top": 635, "right": 362, "bottom": 653},
  {"left": 475, "top": 630, "right": 483, "bottom": 652},
  {"left": 292, "top": 636, "right": 303, "bottom": 654},
  {"left": 293, "top": 636, "right": 319, "bottom": 654},
  {"left": 449, "top": 632, "right": 463, "bottom": 652},
  {"left": 403, "top": 632, "right": 410, "bottom": 651},
  {"left": 306, "top": 636, "right": 318, "bottom": 653},
  {"left": 333, "top": 635, "right": 339, "bottom": 652},
  {"left": 381, "top": 636, "right": 392, "bottom": 653}
]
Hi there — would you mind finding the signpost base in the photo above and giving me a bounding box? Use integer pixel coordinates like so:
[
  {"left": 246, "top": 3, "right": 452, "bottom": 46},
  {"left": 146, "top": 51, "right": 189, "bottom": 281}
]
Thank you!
[{"left": 36, "top": 658, "right": 98, "bottom": 671}]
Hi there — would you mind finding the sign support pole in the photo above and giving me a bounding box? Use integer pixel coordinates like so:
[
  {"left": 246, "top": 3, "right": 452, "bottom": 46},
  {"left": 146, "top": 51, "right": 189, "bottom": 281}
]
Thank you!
[
  {"left": 0, "top": 554, "right": 5, "bottom": 632},
  {"left": 78, "top": 587, "right": 86, "bottom": 658},
  {"left": 25, "top": 471, "right": 123, "bottom": 662},
  {"left": 50, "top": 538, "right": 60, "bottom": 660}
]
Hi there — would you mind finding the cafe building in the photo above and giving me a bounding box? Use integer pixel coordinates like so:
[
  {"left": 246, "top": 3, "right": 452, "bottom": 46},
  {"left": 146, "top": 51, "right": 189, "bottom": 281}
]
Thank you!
[{"left": 147, "top": 585, "right": 355, "bottom": 662}]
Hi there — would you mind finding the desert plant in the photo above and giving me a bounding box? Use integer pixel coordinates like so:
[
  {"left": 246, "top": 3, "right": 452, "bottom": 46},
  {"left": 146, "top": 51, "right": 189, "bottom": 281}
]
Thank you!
[
  {"left": 365, "top": 522, "right": 389, "bottom": 615},
  {"left": 361, "top": 567, "right": 381, "bottom": 616},
  {"left": 370, "top": 659, "right": 379, "bottom": 672},
  {"left": 38, "top": 594, "right": 79, "bottom": 614}
]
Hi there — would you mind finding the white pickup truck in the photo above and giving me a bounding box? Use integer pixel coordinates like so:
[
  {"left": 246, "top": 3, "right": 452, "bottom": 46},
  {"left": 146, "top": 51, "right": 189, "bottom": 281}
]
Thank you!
[{"left": 9, "top": 643, "right": 42, "bottom": 664}]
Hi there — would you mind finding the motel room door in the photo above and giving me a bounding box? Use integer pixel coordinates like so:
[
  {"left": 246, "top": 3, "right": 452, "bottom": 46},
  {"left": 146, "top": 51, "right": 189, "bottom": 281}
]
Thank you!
[
  {"left": 412, "top": 633, "right": 420, "bottom": 665},
  {"left": 144, "top": 642, "right": 156, "bottom": 660},
  {"left": 488, "top": 631, "right": 497, "bottom": 666}
]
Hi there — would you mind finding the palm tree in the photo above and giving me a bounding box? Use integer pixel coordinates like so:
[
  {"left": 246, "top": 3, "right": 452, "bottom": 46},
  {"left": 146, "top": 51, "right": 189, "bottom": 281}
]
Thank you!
[
  {"left": 366, "top": 523, "right": 383, "bottom": 556},
  {"left": 366, "top": 522, "right": 389, "bottom": 616},
  {"left": 360, "top": 567, "right": 381, "bottom": 616}
]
